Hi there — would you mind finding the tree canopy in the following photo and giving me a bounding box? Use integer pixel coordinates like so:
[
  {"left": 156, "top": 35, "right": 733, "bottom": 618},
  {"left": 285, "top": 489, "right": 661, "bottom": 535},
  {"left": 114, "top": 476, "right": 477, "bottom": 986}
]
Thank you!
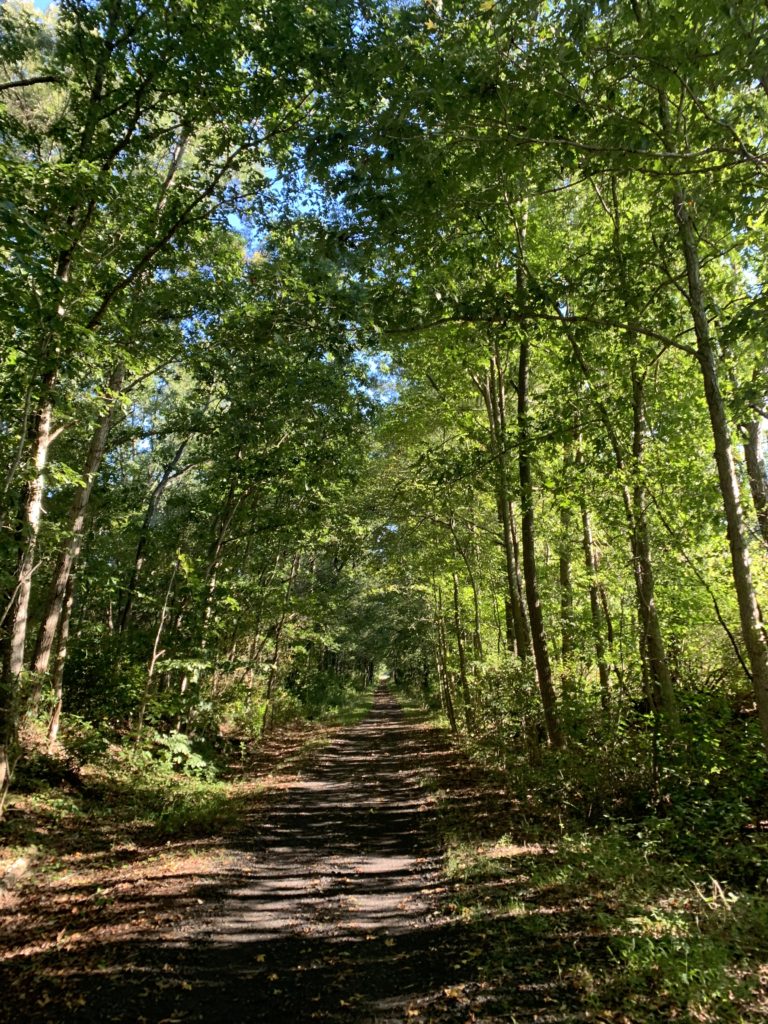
[{"left": 0, "top": 0, "right": 766, "bottom": 855}]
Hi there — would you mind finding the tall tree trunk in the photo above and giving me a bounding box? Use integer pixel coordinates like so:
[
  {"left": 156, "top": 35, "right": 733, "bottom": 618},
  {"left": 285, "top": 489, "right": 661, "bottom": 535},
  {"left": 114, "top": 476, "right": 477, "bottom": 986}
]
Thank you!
[
  {"left": 449, "top": 519, "right": 483, "bottom": 659},
  {"left": 490, "top": 575, "right": 505, "bottom": 656},
  {"left": 135, "top": 558, "right": 179, "bottom": 737},
  {"left": 0, "top": 370, "right": 56, "bottom": 809},
  {"left": 604, "top": 177, "right": 675, "bottom": 716},
  {"left": 30, "top": 364, "right": 124, "bottom": 697},
  {"left": 631, "top": 370, "right": 677, "bottom": 720},
  {"left": 559, "top": 529, "right": 574, "bottom": 662},
  {"left": 517, "top": 333, "right": 564, "bottom": 749},
  {"left": 262, "top": 552, "right": 301, "bottom": 735},
  {"left": 201, "top": 478, "right": 243, "bottom": 646},
  {"left": 670, "top": 180, "right": 768, "bottom": 748},
  {"left": 565, "top": 330, "right": 672, "bottom": 715},
  {"left": 452, "top": 571, "right": 473, "bottom": 732},
  {"left": 580, "top": 498, "right": 612, "bottom": 710},
  {"left": 477, "top": 353, "right": 531, "bottom": 659},
  {"left": 559, "top": 449, "right": 576, "bottom": 672},
  {"left": 435, "top": 586, "right": 458, "bottom": 734}
]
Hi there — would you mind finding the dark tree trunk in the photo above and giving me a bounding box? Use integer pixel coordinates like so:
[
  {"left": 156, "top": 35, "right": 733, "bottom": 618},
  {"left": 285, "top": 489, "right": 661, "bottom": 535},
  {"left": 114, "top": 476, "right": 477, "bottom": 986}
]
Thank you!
[
  {"left": 118, "top": 437, "right": 190, "bottom": 635},
  {"left": 517, "top": 334, "right": 564, "bottom": 749},
  {"left": 477, "top": 353, "right": 532, "bottom": 659},
  {"left": 47, "top": 575, "right": 75, "bottom": 748},
  {"left": 580, "top": 499, "right": 612, "bottom": 710},
  {"left": 452, "top": 571, "right": 474, "bottom": 732}
]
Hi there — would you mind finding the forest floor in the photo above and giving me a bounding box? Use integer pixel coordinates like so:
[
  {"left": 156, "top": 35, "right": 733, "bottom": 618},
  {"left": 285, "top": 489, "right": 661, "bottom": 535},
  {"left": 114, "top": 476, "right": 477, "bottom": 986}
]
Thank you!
[{"left": 0, "top": 690, "right": 649, "bottom": 1022}]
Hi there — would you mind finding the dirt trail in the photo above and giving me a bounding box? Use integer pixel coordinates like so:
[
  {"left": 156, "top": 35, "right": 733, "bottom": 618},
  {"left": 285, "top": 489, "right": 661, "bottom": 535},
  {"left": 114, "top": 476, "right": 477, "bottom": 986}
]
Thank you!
[
  {"left": 182, "top": 688, "right": 464, "bottom": 1022},
  {"left": 2, "top": 689, "right": 600, "bottom": 1023}
]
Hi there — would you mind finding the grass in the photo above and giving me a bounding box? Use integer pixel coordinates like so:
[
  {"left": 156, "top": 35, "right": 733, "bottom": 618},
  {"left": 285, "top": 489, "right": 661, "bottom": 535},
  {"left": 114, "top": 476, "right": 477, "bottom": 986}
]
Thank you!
[
  {"left": 436, "top": 814, "right": 768, "bottom": 1022},
  {"left": 318, "top": 684, "right": 375, "bottom": 725}
]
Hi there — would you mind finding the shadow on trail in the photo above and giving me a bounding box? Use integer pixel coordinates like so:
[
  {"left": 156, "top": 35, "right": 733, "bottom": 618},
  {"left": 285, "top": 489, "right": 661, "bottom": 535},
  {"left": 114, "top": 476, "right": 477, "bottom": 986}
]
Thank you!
[{"left": 1, "top": 690, "right": 607, "bottom": 1023}]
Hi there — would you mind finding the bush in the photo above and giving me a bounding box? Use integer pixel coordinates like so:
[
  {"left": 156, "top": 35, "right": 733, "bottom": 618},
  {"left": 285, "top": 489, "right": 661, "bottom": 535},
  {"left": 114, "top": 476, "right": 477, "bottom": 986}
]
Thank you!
[
  {"left": 58, "top": 714, "right": 110, "bottom": 765},
  {"left": 149, "top": 730, "right": 217, "bottom": 781}
]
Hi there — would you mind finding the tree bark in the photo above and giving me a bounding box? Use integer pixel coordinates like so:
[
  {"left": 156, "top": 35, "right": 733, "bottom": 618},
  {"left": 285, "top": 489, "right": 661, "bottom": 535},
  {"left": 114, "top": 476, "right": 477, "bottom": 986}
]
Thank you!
[
  {"left": 30, "top": 364, "right": 124, "bottom": 692},
  {"left": 580, "top": 498, "right": 612, "bottom": 710},
  {"left": 135, "top": 558, "right": 179, "bottom": 737},
  {"left": 449, "top": 519, "right": 483, "bottom": 659},
  {"left": 262, "top": 551, "right": 301, "bottom": 735},
  {"left": 0, "top": 370, "right": 56, "bottom": 810},
  {"left": 631, "top": 370, "right": 677, "bottom": 719},
  {"left": 118, "top": 437, "right": 190, "bottom": 634},
  {"left": 452, "top": 571, "right": 473, "bottom": 731},
  {"left": 434, "top": 585, "right": 458, "bottom": 734},
  {"left": 671, "top": 182, "right": 768, "bottom": 748},
  {"left": 558, "top": 451, "right": 576, "bottom": 667},
  {"left": 565, "top": 324, "right": 672, "bottom": 716},
  {"left": 517, "top": 333, "right": 564, "bottom": 748},
  {"left": 201, "top": 477, "right": 243, "bottom": 645},
  {"left": 477, "top": 353, "right": 532, "bottom": 659}
]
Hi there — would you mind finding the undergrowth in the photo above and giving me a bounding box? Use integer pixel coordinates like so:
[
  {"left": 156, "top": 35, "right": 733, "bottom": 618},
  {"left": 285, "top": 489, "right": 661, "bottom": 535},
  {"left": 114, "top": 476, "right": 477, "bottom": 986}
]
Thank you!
[
  {"left": 426, "top": 680, "right": 768, "bottom": 1022},
  {"left": 3, "top": 676, "right": 375, "bottom": 880}
]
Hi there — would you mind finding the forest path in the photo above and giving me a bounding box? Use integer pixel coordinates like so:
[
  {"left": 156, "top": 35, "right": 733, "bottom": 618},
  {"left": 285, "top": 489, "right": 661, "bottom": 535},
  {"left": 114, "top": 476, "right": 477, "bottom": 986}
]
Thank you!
[
  {"left": 1, "top": 689, "right": 601, "bottom": 1023},
  {"left": 186, "top": 686, "right": 462, "bottom": 1022}
]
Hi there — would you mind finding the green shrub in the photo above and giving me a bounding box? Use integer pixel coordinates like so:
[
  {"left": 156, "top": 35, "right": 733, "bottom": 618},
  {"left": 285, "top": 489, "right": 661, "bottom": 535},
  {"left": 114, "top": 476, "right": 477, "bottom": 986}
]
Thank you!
[
  {"left": 58, "top": 714, "right": 110, "bottom": 765},
  {"left": 150, "top": 730, "right": 217, "bottom": 781}
]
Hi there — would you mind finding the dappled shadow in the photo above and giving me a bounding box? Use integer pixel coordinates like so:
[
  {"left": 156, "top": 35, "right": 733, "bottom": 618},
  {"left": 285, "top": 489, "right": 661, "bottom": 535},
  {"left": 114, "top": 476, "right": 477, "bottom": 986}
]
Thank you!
[{"left": 1, "top": 690, "right": 609, "bottom": 1022}]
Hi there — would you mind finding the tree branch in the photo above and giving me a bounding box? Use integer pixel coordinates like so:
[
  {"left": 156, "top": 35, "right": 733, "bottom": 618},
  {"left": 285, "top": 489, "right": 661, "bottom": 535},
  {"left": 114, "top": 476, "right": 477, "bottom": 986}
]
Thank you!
[{"left": 0, "top": 75, "right": 61, "bottom": 93}]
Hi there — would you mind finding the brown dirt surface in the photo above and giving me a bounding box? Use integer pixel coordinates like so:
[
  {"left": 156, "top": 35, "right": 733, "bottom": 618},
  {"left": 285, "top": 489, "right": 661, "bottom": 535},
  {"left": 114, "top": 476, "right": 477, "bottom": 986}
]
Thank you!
[{"left": 0, "top": 690, "right": 605, "bottom": 1023}]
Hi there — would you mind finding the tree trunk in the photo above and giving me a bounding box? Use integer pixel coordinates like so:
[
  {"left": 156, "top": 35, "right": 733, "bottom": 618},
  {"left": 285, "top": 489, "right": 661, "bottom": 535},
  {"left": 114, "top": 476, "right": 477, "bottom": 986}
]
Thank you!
[
  {"left": 580, "top": 499, "right": 612, "bottom": 710},
  {"left": 452, "top": 571, "right": 473, "bottom": 732},
  {"left": 565, "top": 331, "right": 672, "bottom": 715},
  {"left": 0, "top": 372, "right": 55, "bottom": 810},
  {"left": 201, "top": 478, "right": 243, "bottom": 645},
  {"left": 671, "top": 183, "right": 768, "bottom": 748},
  {"left": 435, "top": 586, "right": 458, "bottom": 734},
  {"left": 631, "top": 370, "right": 677, "bottom": 720},
  {"left": 449, "top": 519, "right": 483, "bottom": 659},
  {"left": 517, "top": 334, "right": 564, "bottom": 749},
  {"left": 558, "top": 450, "right": 576, "bottom": 670},
  {"left": 477, "top": 354, "right": 531, "bottom": 659},
  {"left": 30, "top": 364, "right": 124, "bottom": 696},
  {"left": 135, "top": 558, "right": 179, "bottom": 737},
  {"left": 118, "top": 437, "right": 189, "bottom": 635},
  {"left": 262, "top": 551, "right": 300, "bottom": 735}
]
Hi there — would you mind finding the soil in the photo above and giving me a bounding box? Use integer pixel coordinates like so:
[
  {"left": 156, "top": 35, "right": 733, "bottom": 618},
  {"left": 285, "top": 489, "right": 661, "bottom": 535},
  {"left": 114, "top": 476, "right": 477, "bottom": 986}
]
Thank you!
[{"left": 0, "top": 690, "right": 605, "bottom": 1023}]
